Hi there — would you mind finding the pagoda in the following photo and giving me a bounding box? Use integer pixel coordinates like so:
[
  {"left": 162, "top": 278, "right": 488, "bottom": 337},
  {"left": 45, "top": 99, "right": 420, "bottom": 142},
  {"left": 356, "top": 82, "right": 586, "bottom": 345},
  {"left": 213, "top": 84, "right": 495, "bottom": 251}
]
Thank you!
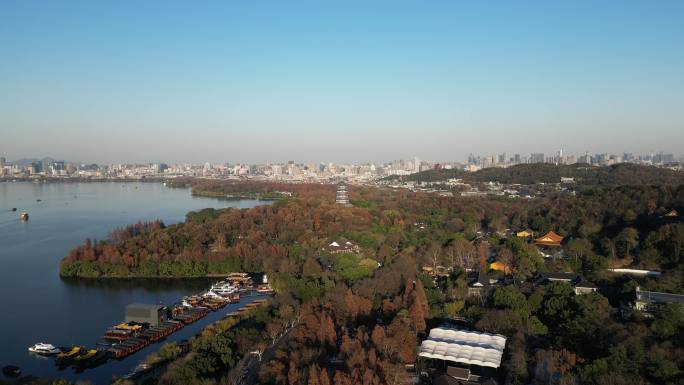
[{"left": 336, "top": 182, "right": 352, "bottom": 207}]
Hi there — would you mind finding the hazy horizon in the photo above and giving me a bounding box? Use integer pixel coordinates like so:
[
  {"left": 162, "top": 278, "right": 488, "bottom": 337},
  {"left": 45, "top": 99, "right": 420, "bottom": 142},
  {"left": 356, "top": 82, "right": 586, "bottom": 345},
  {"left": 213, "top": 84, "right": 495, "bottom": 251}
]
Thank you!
[{"left": 2, "top": 1, "right": 683, "bottom": 164}]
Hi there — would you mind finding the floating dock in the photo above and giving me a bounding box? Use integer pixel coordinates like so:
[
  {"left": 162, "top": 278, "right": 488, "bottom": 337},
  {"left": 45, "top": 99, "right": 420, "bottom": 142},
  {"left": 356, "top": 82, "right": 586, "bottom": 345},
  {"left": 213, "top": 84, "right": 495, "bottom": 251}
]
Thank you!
[{"left": 44, "top": 276, "right": 273, "bottom": 368}]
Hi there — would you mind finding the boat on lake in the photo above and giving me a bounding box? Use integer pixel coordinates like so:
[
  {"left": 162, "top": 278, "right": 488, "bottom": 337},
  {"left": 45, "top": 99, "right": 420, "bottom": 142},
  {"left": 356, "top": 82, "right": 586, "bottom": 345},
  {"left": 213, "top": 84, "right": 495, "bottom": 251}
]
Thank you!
[
  {"left": 2, "top": 365, "right": 20, "bottom": 377},
  {"left": 257, "top": 284, "right": 274, "bottom": 295},
  {"left": 123, "top": 362, "right": 153, "bottom": 379},
  {"left": 73, "top": 350, "right": 108, "bottom": 370},
  {"left": 209, "top": 281, "right": 239, "bottom": 296},
  {"left": 225, "top": 272, "right": 254, "bottom": 288},
  {"left": 56, "top": 346, "right": 83, "bottom": 364},
  {"left": 73, "top": 348, "right": 98, "bottom": 362},
  {"left": 28, "top": 342, "right": 61, "bottom": 355},
  {"left": 20, "top": 212, "right": 29, "bottom": 221}
]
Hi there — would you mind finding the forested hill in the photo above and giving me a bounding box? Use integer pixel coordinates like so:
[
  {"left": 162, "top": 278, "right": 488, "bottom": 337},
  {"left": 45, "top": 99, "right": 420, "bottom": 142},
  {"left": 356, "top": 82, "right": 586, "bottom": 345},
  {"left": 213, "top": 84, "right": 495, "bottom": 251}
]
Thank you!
[
  {"left": 386, "top": 163, "right": 684, "bottom": 186},
  {"left": 58, "top": 182, "right": 684, "bottom": 385}
]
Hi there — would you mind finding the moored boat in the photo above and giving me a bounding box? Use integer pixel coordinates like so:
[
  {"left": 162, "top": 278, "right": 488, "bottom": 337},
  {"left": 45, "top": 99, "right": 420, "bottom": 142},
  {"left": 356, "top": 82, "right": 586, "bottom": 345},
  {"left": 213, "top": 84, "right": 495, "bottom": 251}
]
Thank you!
[
  {"left": 28, "top": 342, "right": 62, "bottom": 355},
  {"left": 73, "top": 348, "right": 98, "bottom": 362},
  {"left": 209, "top": 281, "right": 239, "bottom": 296},
  {"left": 256, "top": 284, "right": 274, "bottom": 295},
  {"left": 56, "top": 346, "right": 83, "bottom": 364},
  {"left": 123, "top": 362, "right": 153, "bottom": 379},
  {"left": 73, "top": 350, "right": 108, "bottom": 370},
  {"left": 2, "top": 365, "right": 20, "bottom": 377}
]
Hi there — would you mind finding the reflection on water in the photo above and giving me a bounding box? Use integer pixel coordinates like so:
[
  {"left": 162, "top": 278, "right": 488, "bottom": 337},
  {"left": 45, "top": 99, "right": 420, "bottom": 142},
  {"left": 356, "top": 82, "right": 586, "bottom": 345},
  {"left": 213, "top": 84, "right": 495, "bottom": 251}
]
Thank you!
[{"left": 60, "top": 277, "right": 213, "bottom": 292}]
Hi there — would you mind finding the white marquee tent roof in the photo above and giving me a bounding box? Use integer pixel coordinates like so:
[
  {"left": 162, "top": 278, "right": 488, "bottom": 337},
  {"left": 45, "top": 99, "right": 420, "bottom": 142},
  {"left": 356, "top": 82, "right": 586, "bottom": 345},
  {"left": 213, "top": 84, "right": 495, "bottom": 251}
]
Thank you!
[{"left": 419, "top": 327, "right": 507, "bottom": 368}]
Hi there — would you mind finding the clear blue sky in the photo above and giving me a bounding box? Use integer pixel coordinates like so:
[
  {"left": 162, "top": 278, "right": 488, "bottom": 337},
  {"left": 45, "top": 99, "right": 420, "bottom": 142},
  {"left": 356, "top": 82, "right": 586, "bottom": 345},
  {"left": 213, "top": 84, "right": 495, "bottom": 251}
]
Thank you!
[{"left": 1, "top": 0, "right": 683, "bottom": 164}]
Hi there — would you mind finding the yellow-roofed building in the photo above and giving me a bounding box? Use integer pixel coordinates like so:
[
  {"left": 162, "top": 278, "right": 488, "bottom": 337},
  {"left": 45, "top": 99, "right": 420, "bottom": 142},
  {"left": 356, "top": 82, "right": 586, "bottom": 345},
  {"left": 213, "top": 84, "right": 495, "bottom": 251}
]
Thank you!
[
  {"left": 489, "top": 261, "right": 509, "bottom": 273},
  {"left": 516, "top": 230, "right": 534, "bottom": 238},
  {"left": 535, "top": 231, "right": 564, "bottom": 247}
]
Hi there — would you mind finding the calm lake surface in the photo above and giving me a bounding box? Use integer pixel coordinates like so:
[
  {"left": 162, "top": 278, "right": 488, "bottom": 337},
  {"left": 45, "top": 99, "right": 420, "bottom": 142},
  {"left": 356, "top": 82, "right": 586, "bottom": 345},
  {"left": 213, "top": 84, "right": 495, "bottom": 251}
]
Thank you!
[{"left": 0, "top": 182, "right": 266, "bottom": 384}]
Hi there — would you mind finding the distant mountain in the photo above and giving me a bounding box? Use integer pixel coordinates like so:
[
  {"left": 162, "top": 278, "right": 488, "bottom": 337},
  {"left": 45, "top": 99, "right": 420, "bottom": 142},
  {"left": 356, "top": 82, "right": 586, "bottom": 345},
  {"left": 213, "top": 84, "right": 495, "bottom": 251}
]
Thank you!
[{"left": 385, "top": 163, "right": 684, "bottom": 186}]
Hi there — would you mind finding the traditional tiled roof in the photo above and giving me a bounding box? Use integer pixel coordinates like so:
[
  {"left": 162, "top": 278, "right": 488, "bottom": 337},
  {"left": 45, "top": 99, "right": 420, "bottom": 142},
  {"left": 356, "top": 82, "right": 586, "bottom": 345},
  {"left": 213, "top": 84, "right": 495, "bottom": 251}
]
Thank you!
[
  {"left": 636, "top": 289, "right": 684, "bottom": 305},
  {"left": 535, "top": 231, "right": 564, "bottom": 246},
  {"left": 540, "top": 272, "right": 577, "bottom": 282},
  {"left": 574, "top": 278, "right": 597, "bottom": 289},
  {"left": 539, "top": 273, "right": 596, "bottom": 290},
  {"left": 516, "top": 229, "right": 534, "bottom": 238}
]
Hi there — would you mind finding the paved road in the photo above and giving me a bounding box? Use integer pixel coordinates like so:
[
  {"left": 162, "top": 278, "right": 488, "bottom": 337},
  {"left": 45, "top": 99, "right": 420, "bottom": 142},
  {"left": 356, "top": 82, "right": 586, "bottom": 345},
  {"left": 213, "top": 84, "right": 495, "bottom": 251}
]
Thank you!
[{"left": 237, "top": 324, "right": 296, "bottom": 385}]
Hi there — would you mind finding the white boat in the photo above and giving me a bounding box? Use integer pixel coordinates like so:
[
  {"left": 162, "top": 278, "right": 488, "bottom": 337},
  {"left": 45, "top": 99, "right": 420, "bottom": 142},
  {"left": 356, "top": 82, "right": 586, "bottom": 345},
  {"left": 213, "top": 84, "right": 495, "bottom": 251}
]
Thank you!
[
  {"left": 209, "top": 281, "right": 238, "bottom": 296},
  {"left": 181, "top": 299, "right": 193, "bottom": 307},
  {"left": 28, "top": 343, "right": 61, "bottom": 355},
  {"left": 203, "top": 290, "right": 223, "bottom": 299},
  {"left": 256, "top": 285, "right": 274, "bottom": 295}
]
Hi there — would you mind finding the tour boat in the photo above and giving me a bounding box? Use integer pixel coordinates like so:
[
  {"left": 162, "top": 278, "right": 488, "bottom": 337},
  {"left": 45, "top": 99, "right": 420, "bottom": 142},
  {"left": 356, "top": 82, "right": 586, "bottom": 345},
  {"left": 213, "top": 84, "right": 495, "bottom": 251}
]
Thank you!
[
  {"left": 201, "top": 290, "right": 221, "bottom": 299},
  {"left": 209, "top": 281, "right": 238, "bottom": 296},
  {"left": 28, "top": 343, "right": 61, "bottom": 355},
  {"left": 56, "top": 346, "right": 83, "bottom": 363},
  {"left": 73, "top": 348, "right": 98, "bottom": 362},
  {"left": 256, "top": 285, "right": 274, "bottom": 295},
  {"left": 20, "top": 212, "right": 29, "bottom": 221}
]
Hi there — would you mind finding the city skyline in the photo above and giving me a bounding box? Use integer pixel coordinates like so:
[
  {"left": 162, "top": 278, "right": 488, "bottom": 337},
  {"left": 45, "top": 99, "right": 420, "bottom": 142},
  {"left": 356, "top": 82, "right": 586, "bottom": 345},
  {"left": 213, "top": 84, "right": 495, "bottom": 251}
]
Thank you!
[
  {"left": 2, "top": 1, "right": 684, "bottom": 163},
  {"left": 2, "top": 149, "right": 680, "bottom": 183},
  {"left": 1, "top": 148, "right": 683, "bottom": 168}
]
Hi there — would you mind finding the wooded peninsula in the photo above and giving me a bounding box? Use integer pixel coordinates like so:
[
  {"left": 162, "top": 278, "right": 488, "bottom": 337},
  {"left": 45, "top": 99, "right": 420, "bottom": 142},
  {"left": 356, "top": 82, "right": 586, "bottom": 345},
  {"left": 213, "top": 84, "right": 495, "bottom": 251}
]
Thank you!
[{"left": 52, "top": 164, "right": 684, "bottom": 385}]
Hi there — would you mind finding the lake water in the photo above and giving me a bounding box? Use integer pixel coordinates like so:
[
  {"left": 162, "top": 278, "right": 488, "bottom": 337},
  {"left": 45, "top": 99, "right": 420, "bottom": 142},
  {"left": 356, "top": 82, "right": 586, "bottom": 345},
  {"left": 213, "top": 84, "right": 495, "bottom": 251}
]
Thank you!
[{"left": 0, "top": 182, "right": 266, "bottom": 384}]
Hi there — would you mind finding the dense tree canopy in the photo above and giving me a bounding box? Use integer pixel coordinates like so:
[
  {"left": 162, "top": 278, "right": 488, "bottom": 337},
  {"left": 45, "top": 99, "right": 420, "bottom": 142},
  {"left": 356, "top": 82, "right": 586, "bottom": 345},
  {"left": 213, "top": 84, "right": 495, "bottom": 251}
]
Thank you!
[{"left": 53, "top": 179, "right": 684, "bottom": 385}]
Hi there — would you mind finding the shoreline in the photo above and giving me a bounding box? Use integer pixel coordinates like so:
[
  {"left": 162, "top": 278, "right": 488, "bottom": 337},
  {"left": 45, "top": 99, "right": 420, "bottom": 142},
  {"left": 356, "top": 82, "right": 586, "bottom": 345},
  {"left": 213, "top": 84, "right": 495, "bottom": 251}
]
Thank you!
[
  {"left": 59, "top": 274, "right": 265, "bottom": 280},
  {"left": 0, "top": 176, "right": 177, "bottom": 183}
]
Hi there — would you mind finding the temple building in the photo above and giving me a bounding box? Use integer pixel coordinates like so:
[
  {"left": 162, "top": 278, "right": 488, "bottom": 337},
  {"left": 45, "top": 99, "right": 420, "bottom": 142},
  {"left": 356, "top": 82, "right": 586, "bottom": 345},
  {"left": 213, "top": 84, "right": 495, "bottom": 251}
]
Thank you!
[
  {"left": 534, "top": 231, "right": 564, "bottom": 248},
  {"left": 663, "top": 209, "right": 679, "bottom": 218},
  {"left": 516, "top": 229, "right": 534, "bottom": 238},
  {"left": 633, "top": 287, "right": 684, "bottom": 313},
  {"left": 536, "top": 272, "right": 597, "bottom": 295},
  {"left": 323, "top": 240, "right": 360, "bottom": 254}
]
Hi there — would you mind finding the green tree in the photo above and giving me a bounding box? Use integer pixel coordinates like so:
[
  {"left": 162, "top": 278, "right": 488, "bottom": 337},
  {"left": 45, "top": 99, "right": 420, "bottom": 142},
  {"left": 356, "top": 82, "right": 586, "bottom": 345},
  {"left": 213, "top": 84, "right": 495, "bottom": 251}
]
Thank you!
[
  {"left": 565, "top": 238, "right": 593, "bottom": 262},
  {"left": 159, "top": 342, "right": 182, "bottom": 361},
  {"left": 443, "top": 301, "right": 465, "bottom": 318},
  {"left": 492, "top": 286, "right": 531, "bottom": 318},
  {"left": 615, "top": 227, "right": 639, "bottom": 258}
]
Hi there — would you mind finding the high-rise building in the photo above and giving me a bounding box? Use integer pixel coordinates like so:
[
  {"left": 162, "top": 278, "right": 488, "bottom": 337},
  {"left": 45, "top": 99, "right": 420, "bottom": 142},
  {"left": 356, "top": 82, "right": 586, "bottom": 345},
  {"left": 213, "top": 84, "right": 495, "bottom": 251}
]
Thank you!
[
  {"left": 413, "top": 156, "right": 421, "bottom": 173},
  {"left": 530, "top": 153, "right": 545, "bottom": 163},
  {"left": 50, "top": 161, "right": 66, "bottom": 175},
  {"left": 0, "top": 157, "right": 5, "bottom": 167},
  {"left": 595, "top": 153, "right": 608, "bottom": 165},
  {"left": 578, "top": 153, "right": 591, "bottom": 164},
  {"left": 498, "top": 152, "right": 506, "bottom": 164}
]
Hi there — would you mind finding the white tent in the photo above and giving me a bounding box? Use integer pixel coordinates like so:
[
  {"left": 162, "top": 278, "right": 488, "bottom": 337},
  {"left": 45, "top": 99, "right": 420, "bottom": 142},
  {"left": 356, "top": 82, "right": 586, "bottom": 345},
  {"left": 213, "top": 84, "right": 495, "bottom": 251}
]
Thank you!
[{"left": 419, "top": 327, "right": 507, "bottom": 368}]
